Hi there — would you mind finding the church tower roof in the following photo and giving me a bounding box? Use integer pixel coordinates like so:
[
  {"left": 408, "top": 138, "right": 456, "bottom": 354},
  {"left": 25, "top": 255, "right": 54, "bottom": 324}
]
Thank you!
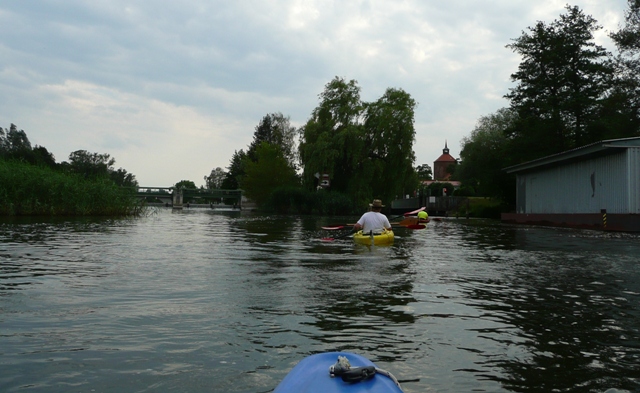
[{"left": 435, "top": 140, "right": 456, "bottom": 163}]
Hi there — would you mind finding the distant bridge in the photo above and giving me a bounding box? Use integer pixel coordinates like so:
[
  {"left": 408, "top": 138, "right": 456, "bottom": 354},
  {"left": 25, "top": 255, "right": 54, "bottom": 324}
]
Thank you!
[{"left": 136, "top": 187, "right": 243, "bottom": 209}]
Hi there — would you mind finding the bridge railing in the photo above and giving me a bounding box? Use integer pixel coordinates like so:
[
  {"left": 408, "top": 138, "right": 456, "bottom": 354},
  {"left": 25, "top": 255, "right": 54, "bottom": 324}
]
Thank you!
[
  {"left": 182, "top": 189, "right": 242, "bottom": 199},
  {"left": 135, "top": 187, "right": 243, "bottom": 208}
]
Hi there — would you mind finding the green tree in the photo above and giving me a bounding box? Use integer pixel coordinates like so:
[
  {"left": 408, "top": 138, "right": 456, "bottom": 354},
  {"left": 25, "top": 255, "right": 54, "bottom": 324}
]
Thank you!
[
  {"left": 0, "top": 126, "right": 7, "bottom": 153},
  {"left": 66, "top": 150, "right": 116, "bottom": 179},
  {"left": 174, "top": 180, "right": 197, "bottom": 190},
  {"left": 110, "top": 168, "right": 138, "bottom": 187},
  {"left": 0, "top": 124, "right": 32, "bottom": 153},
  {"left": 221, "top": 150, "right": 247, "bottom": 190},
  {"left": 239, "top": 142, "right": 299, "bottom": 206},
  {"left": 247, "top": 113, "right": 298, "bottom": 169},
  {"left": 363, "top": 87, "right": 418, "bottom": 204},
  {"left": 608, "top": 0, "right": 640, "bottom": 136},
  {"left": 298, "top": 77, "right": 365, "bottom": 196},
  {"left": 458, "top": 108, "right": 517, "bottom": 200},
  {"left": 31, "top": 145, "right": 57, "bottom": 168},
  {"left": 299, "top": 77, "right": 419, "bottom": 207},
  {"left": 611, "top": 0, "right": 640, "bottom": 66},
  {"left": 0, "top": 124, "right": 40, "bottom": 165},
  {"left": 204, "top": 167, "right": 226, "bottom": 189},
  {"left": 415, "top": 164, "right": 433, "bottom": 180},
  {"left": 65, "top": 150, "right": 139, "bottom": 188},
  {"left": 0, "top": 125, "right": 56, "bottom": 167},
  {"left": 505, "top": 5, "right": 612, "bottom": 161}
]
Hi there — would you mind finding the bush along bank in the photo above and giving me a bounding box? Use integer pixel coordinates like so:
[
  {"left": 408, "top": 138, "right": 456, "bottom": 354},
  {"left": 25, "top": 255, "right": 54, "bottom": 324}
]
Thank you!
[
  {"left": 260, "top": 187, "right": 358, "bottom": 215},
  {"left": 0, "top": 159, "right": 143, "bottom": 216},
  {"left": 451, "top": 197, "right": 507, "bottom": 219}
]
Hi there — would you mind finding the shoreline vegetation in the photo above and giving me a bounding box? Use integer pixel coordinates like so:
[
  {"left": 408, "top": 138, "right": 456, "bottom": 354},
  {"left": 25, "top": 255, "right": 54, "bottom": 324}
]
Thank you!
[
  {"left": 0, "top": 156, "right": 502, "bottom": 218},
  {"left": 0, "top": 159, "right": 144, "bottom": 217}
]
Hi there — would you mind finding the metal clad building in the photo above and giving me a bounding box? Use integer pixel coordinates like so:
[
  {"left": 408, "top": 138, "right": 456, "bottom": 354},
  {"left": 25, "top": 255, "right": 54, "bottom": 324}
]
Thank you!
[{"left": 502, "top": 137, "right": 640, "bottom": 232}]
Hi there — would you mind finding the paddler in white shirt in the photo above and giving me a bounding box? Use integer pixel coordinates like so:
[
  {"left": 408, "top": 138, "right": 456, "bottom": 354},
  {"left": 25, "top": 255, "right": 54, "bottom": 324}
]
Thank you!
[{"left": 353, "top": 199, "right": 392, "bottom": 234}]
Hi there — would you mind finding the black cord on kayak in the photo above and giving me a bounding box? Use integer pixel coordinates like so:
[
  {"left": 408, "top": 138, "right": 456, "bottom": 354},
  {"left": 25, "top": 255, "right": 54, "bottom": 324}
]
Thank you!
[
  {"left": 329, "top": 356, "right": 375, "bottom": 383},
  {"left": 341, "top": 366, "right": 376, "bottom": 383},
  {"left": 328, "top": 356, "right": 417, "bottom": 389},
  {"left": 397, "top": 378, "right": 421, "bottom": 383}
]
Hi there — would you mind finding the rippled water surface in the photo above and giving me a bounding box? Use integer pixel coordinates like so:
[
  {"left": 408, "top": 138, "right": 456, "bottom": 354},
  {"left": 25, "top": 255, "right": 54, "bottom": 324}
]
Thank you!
[{"left": 1, "top": 209, "right": 639, "bottom": 392}]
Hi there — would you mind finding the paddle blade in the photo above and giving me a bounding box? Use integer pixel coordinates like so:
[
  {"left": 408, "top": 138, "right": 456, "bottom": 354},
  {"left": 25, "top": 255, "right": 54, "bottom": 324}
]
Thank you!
[
  {"left": 321, "top": 225, "right": 345, "bottom": 230},
  {"left": 404, "top": 207, "right": 426, "bottom": 216},
  {"left": 405, "top": 224, "right": 426, "bottom": 229}
]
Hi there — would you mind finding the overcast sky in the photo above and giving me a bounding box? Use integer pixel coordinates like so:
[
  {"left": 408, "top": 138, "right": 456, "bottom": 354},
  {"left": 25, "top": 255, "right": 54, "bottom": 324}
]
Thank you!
[{"left": 0, "top": 1, "right": 629, "bottom": 187}]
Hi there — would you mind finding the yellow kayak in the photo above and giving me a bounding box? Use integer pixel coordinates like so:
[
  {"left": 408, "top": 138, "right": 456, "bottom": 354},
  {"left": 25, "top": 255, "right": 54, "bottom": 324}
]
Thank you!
[{"left": 353, "top": 229, "right": 394, "bottom": 246}]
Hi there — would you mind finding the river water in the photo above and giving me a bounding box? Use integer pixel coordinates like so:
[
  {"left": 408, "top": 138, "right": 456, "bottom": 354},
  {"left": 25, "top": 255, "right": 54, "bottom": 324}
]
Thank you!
[{"left": 1, "top": 208, "right": 639, "bottom": 393}]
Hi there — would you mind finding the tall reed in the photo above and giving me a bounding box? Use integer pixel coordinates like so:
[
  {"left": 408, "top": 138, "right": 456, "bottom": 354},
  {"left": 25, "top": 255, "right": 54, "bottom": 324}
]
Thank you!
[{"left": 0, "top": 159, "right": 143, "bottom": 216}]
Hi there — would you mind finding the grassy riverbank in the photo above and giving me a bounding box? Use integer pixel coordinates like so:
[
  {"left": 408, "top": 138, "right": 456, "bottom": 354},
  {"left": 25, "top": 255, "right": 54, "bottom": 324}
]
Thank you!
[{"left": 0, "top": 160, "right": 143, "bottom": 216}]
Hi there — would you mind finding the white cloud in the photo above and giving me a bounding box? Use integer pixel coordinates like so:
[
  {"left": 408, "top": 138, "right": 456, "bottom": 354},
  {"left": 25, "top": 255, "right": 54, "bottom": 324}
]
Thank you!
[{"left": 8, "top": 78, "right": 250, "bottom": 186}]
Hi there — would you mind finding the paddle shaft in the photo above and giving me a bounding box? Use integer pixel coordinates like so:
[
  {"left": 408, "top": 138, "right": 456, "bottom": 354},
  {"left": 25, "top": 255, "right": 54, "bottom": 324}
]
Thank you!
[
  {"left": 388, "top": 206, "right": 425, "bottom": 222},
  {"left": 322, "top": 228, "right": 356, "bottom": 241},
  {"left": 322, "top": 207, "right": 425, "bottom": 232}
]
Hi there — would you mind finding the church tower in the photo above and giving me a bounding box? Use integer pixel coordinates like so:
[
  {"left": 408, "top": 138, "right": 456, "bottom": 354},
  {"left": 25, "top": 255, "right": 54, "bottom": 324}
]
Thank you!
[{"left": 433, "top": 141, "right": 457, "bottom": 180}]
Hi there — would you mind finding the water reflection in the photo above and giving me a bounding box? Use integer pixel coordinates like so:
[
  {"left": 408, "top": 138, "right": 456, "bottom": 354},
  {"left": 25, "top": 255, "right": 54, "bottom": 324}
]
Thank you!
[
  {"left": 0, "top": 218, "right": 131, "bottom": 292},
  {"left": 1, "top": 212, "right": 639, "bottom": 393},
  {"left": 452, "top": 223, "right": 640, "bottom": 392},
  {"left": 304, "top": 259, "right": 417, "bottom": 321}
]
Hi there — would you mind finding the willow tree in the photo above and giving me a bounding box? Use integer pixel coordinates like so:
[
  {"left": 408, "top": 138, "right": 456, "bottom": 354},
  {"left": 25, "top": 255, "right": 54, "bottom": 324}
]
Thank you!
[
  {"left": 298, "top": 77, "right": 367, "bottom": 200},
  {"left": 363, "top": 87, "right": 418, "bottom": 204},
  {"left": 299, "top": 77, "right": 418, "bottom": 207}
]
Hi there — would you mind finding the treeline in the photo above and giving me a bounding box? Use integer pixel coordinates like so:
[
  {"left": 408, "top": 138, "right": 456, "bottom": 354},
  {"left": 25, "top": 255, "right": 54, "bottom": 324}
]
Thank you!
[
  {"left": 211, "top": 3, "right": 640, "bottom": 214},
  {"left": 0, "top": 124, "right": 141, "bottom": 216},
  {"left": 9, "top": 4, "right": 637, "bottom": 216},
  {"left": 457, "top": 3, "right": 640, "bottom": 203},
  {"left": 209, "top": 79, "right": 421, "bottom": 214}
]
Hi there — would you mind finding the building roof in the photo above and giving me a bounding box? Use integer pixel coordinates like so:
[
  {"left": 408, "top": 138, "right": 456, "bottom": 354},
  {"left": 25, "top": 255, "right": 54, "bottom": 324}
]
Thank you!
[
  {"left": 435, "top": 141, "right": 457, "bottom": 162},
  {"left": 504, "top": 137, "right": 640, "bottom": 174},
  {"left": 435, "top": 152, "right": 457, "bottom": 162}
]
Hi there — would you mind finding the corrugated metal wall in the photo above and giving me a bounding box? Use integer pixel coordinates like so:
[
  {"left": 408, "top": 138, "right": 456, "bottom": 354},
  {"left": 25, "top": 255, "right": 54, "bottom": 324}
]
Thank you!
[
  {"left": 628, "top": 147, "right": 640, "bottom": 213},
  {"left": 518, "top": 150, "right": 636, "bottom": 214}
]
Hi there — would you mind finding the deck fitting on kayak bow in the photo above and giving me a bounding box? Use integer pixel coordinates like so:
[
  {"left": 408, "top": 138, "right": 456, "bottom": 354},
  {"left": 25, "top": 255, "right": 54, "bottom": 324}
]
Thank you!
[
  {"left": 329, "top": 356, "right": 351, "bottom": 377},
  {"left": 328, "top": 354, "right": 403, "bottom": 386}
]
